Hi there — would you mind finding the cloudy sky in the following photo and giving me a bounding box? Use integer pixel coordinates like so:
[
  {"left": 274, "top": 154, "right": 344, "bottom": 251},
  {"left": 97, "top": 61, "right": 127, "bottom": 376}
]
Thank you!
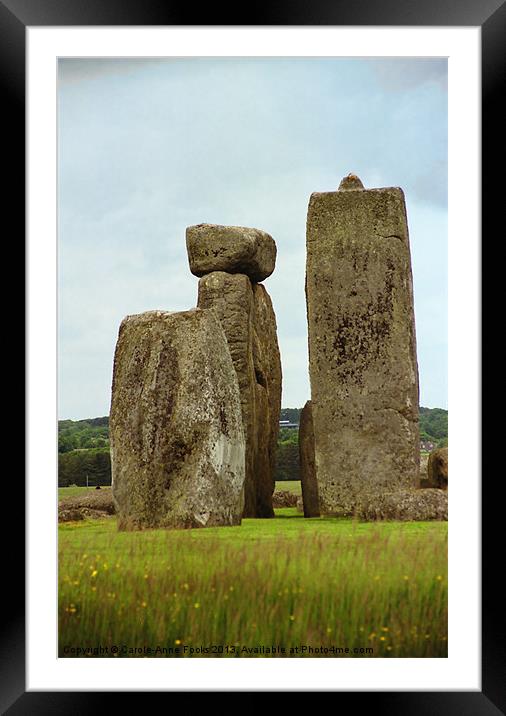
[{"left": 58, "top": 57, "right": 447, "bottom": 420}]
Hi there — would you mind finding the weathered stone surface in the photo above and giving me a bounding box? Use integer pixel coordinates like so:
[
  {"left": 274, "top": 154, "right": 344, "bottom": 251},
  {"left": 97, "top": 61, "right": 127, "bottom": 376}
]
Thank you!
[
  {"left": 356, "top": 488, "right": 447, "bottom": 522},
  {"left": 110, "top": 309, "right": 245, "bottom": 530},
  {"left": 197, "top": 272, "right": 281, "bottom": 517},
  {"left": 338, "top": 173, "right": 364, "bottom": 191},
  {"left": 419, "top": 455, "right": 429, "bottom": 487},
  {"left": 197, "top": 272, "right": 257, "bottom": 515},
  {"left": 59, "top": 490, "right": 116, "bottom": 515},
  {"left": 58, "top": 509, "right": 84, "bottom": 523},
  {"left": 253, "top": 383, "right": 274, "bottom": 517},
  {"left": 252, "top": 283, "right": 282, "bottom": 517},
  {"left": 272, "top": 490, "right": 298, "bottom": 508},
  {"left": 306, "top": 177, "right": 420, "bottom": 515},
  {"left": 418, "top": 453, "right": 431, "bottom": 488},
  {"left": 187, "top": 224, "right": 276, "bottom": 282},
  {"left": 299, "top": 401, "right": 320, "bottom": 517},
  {"left": 427, "top": 447, "right": 448, "bottom": 490}
]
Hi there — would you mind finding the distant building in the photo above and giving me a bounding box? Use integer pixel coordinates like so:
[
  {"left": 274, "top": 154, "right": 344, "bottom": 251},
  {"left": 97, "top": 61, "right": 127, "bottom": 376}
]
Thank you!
[{"left": 279, "top": 420, "right": 299, "bottom": 429}]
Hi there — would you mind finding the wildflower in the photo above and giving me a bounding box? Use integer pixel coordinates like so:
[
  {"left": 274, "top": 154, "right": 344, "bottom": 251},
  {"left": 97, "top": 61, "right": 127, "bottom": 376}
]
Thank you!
[
  {"left": 381, "top": 627, "right": 389, "bottom": 632},
  {"left": 380, "top": 636, "right": 386, "bottom": 641},
  {"left": 175, "top": 639, "right": 181, "bottom": 645},
  {"left": 141, "top": 601, "right": 147, "bottom": 608},
  {"left": 194, "top": 603, "right": 200, "bottom": 609},
  {"left": 289, "top": 615, "right": 295, "bottom": 621},
  {"left": 403, "top": 575, "right": 409, "bottom": 580},
  {"left": 91, "top": 570, "right": 98, "bottom": 578},
  {"left": 436, "top": 575, "right": 443, "bottom": 581}
]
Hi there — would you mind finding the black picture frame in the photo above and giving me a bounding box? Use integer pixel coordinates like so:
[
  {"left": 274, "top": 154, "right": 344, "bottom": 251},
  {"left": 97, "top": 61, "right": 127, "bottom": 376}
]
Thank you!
[{"left": 7, "top": 0, "right": 500, "bottom": 711}]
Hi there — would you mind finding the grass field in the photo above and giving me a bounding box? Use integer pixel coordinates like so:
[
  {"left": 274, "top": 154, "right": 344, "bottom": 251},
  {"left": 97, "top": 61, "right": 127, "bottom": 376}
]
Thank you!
[
  {"left": 59, "top": 502, "right": 447, "bottom": 658},
  {"left": 58, "top": 482, "right": 299, "bottom": 500}
]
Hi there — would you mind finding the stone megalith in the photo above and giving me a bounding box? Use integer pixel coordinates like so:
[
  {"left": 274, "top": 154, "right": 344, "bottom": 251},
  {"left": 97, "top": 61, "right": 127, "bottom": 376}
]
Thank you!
[
  {"left": 109, "top": 309, "right": 245, "bottom": 530},
  {"left": 427, "top": 447, "right": 448, "bottom": 490},
  {"left": 298, "top": 401, "right": 320, "bottom": 517},
  {"left": 196, "top": 270, "right": 282, "bottom": 517},
  {"left": 356, "top": 488, "right": 448, "bottom": 521},
  {"left": 252, "top": 283, "right": 282, "bottom": 516},
  {"left": 305, "top": 175, "right": 420, "bottom": 515},
  {"left": 418, "top": 452, "right": 430, "bottom": 487},
  {"left": 197, "top": 272, "right": 257, "bottom": 514},
  {"left": 187, "top": 224, "right": 276, "bottom": 282}
]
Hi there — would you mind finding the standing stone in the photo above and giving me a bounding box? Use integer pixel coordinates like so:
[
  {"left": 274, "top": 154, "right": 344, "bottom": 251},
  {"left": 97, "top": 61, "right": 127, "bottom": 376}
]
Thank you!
[
  {"left": 252, "top": 284, "right": 282, "bottom": 516},
  {"left": 197, "top": 272, "right": 257, "bottom": 515},
  {"left": 418, "top": 452, "right": 430, "bottom": 488},
  {"left": 187, "top": 224, "right": 276, "bottom": 282},
  {"left": 427, "top": 447, "right": 448, "bottom": 490},
  {"left": 298, "top": 401, "right": 320, "bottom": 517},
  {"left": 110, "top": 309, "right": 245, "bottom": 530},
  {"left": 197, "top": 271, "right": 282, "bottom": 517},
  {"left": 306, "top": 175, "right": 420, "bottom": 515}
]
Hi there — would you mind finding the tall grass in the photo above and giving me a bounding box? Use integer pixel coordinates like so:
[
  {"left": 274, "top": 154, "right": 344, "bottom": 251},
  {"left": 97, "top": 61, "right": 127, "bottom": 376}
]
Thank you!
[{"left": 59, "top": 513, "right": 447, "bottom": 658}]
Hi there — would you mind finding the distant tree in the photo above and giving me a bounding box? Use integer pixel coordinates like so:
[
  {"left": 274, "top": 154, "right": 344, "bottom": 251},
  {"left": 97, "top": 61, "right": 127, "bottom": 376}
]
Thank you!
[
  {"left": 275, "top": 443, "right": 300, "bottom": 481},
  {"left": 58, "top": 447, "right": 111, "bottom": 487}
]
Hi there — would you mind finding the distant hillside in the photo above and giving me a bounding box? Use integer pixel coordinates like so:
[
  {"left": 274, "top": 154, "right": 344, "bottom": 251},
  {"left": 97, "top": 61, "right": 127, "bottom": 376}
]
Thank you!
[
  {"left": 58, "top": 417, "right": 110, "bottom": 453},
  {"left": 419, "top": 407, "right": 448, "bottom": 447}
]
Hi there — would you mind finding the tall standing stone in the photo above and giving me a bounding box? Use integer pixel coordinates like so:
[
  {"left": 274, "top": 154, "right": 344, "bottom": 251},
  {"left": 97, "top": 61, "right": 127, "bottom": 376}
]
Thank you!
[
  {"left": 197, "top": 271, "right": 282, "bottom": 517},
  {"left": 427, "top": 447, "right": 448, "bottom": 490},
  {"left": 252, "top": 284, "right": 282, "bottom": 516},
  {"left": 298, "top": 400, "right": 320, "bottom": 517},
  {"left": 110, "top": 309, "right": 246, "bottom": 529},
  {"left": 190, "top": 224, "right": 281, "bottom": 518},
  {"left": 305, "top": 174, "right": 420, "bottom": 515},
  {"left": 197, "top": 271, "right": 257, "bottom": 515}
]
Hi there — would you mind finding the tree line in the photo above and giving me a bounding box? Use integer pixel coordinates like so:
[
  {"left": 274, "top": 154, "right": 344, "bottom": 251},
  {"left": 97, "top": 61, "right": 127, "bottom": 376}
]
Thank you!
[{"left": 58, "top": 407, "right": 448, "bottom": 486}]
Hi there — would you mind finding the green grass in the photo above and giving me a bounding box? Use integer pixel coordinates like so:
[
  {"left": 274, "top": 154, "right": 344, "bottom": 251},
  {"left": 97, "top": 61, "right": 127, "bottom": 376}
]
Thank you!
[
  {"left": 60, "top": 484, "right": 296, "bottom": 500},
  {"left": 59, "top": 511, "right": 447, "bottom": 658},
  {"left": 59, "top": 486, "right": 111, "bottom": 499}
]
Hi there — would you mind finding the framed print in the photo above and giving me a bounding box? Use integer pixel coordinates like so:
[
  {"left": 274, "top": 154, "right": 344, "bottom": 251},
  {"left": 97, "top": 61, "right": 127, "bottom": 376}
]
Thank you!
[{"left": 4, "top": 0, "right": 502, "bottom": 710}]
